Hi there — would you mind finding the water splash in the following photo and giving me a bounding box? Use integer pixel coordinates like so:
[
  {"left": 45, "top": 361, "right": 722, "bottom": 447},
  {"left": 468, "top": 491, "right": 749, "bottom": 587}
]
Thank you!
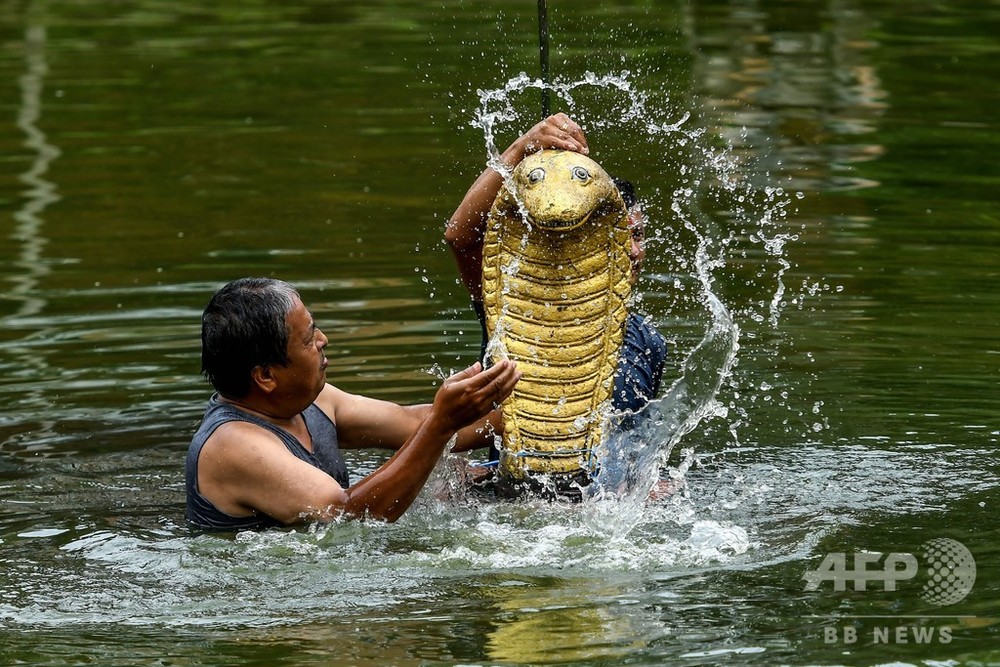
[
  {"left": 468, "top": 72, "right": 794, "bottom": 506},
  {"left": 474, "top": 71, "right": 691, "bottom": 177}
]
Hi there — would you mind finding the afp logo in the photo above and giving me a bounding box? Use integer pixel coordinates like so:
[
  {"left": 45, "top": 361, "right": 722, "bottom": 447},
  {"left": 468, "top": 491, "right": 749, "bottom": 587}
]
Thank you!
[{"left": 803, "top": 538, "right": 976, "bottom": 606}]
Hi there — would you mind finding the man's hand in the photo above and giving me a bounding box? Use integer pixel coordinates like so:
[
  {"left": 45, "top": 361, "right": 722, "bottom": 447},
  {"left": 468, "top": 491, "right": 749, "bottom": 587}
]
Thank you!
[
  {"left": 502, "top": 113, "right": 589, "bottom": 167},
  {"left": 432, "top": 360, "right": 520, "bottom": 432}
]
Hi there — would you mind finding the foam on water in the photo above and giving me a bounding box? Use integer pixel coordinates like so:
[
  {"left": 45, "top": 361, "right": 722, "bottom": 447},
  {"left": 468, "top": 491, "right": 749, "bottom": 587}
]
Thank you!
[{"left": 2, "top": 439, "right": 993, "bottom": 629}]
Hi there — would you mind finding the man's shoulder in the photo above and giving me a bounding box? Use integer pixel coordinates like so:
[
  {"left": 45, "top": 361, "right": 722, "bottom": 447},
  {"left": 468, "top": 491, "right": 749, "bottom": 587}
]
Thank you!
[
  {"left": 312, "top": 383, "right": 342, "bottom": 422},
  {"left": 202, "top": 419, "right": 283, "bottom": 457}
]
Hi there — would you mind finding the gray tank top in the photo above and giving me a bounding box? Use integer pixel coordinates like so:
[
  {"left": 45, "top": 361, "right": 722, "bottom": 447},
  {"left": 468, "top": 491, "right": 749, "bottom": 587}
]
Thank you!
[{"left": 185, "top": 395, "right": 349, "bottom": 531}]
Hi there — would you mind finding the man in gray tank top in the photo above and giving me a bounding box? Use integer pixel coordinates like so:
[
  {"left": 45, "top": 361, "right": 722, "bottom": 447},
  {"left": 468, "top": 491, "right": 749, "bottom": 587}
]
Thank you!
[{"left": 185, "top": 277, "right": 520, "bottom": 531}]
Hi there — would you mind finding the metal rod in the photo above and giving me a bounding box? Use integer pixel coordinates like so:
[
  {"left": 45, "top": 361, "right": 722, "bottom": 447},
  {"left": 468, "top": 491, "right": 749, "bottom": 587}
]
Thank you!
[{"left": 538, "top": 0, "right": 550, "bottom": 118}]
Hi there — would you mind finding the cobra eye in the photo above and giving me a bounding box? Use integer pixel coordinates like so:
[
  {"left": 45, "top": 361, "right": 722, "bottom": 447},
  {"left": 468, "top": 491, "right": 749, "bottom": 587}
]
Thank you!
[
  {"left": 528, "top": 167, "right": 545, "bottom": 183},
  {"left": 571, "top": 166, "right": 590, "bottom": 181}
]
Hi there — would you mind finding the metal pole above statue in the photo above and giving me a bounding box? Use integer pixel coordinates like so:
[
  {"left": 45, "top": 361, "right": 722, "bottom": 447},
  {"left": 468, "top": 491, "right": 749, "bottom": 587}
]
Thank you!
[{"left": 538, "top": 0, "right": 550, "bottom": 118}]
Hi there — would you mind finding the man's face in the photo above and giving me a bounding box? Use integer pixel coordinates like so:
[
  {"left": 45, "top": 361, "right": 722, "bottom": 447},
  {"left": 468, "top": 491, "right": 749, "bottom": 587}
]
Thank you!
[
  {"left": 628, "top": 205, "right": 646, "bottom": 285},
  {"left": 270, "top": 296, "right": 329, "bottom": 403}
]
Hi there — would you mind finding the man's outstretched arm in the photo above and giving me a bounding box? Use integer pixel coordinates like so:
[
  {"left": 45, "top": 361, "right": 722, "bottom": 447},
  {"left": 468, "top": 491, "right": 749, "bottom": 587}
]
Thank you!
[{"left": 199, "top": 360, "right": 520, "bottom": 525}]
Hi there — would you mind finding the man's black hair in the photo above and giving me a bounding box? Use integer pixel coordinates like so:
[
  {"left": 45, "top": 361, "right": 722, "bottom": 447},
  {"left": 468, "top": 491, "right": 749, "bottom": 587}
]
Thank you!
[
  {"left": 611, "top": 176, "right": 637, "bottom": 208},
  {"left": 201, "top": 277, "right": 298, "bottom": 398}
]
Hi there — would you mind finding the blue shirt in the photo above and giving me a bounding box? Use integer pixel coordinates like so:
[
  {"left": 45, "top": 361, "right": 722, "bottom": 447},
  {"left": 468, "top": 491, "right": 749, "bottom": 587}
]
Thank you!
[{"left": 613, "top": 312, "right": 669, "bottom": 412}]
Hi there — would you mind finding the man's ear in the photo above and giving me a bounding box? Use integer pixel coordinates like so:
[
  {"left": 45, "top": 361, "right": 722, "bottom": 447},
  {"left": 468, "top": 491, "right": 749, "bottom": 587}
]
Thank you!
[{"left": 251, "top": 365, "right": 276, "bottom": 394}]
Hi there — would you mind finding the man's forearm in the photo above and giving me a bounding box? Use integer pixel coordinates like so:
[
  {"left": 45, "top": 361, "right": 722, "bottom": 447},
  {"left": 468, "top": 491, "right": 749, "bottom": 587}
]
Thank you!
[
  {"left": 341, "top": 412, "right": 454, "bottom": 522},
  {"left": 445, "top": 166, "right": 503, "bottom": 298}
]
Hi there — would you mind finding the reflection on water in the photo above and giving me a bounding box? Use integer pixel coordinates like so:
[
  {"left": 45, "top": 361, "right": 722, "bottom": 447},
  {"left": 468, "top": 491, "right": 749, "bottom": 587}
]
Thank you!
[
  {"left": 5, "top": 15, "right": 61, "bottom": 455},
  {"left": 484, "top": 576, "right": 653, "bottom": 663},
  {"left": 0, "top": 0, "right": 998, "bottom": 665},
  {"left": 10, "top": 21, "right": 59, "bottom": 319},
  {"left": 687, "top": 0, "right": 888, "bottom": 193}
]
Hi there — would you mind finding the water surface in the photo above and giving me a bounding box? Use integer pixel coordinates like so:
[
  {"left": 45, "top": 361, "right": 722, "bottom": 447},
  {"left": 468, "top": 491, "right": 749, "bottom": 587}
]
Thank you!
[{"left": 1, "top": 1, "right": 998, "bottom": 665}]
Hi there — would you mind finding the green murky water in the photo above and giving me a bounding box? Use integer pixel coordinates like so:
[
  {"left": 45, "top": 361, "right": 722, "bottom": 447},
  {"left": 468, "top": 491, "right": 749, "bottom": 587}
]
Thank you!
[{"left": 1, "top": 1, "right": 998, "bottom": 665}]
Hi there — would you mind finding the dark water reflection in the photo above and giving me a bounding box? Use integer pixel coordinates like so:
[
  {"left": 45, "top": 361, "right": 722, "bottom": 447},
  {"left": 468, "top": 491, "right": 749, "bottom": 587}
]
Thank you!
[{"left": 1, "top": 1, "right": 999, "bottom": 665}]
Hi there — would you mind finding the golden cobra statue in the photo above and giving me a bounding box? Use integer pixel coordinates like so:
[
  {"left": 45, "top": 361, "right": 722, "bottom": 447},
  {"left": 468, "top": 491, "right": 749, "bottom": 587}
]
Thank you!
[{"left": 482, "top": 149, "right": 632, "bottom": 490}]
